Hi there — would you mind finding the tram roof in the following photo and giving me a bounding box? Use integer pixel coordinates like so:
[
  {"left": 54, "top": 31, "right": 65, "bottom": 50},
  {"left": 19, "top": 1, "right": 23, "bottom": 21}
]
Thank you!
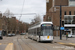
[
  {"left": 28, "top": 22, "right": 53, "bottom": 30},
  {"left": 40, "top": 22, "right": 53, "bottom": 24}
]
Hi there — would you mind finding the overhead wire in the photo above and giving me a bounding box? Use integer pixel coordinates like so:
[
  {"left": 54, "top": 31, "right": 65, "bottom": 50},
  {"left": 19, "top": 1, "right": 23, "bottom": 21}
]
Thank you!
[{"left": 19, "top": 0, "right": 25, "bottom": 21}]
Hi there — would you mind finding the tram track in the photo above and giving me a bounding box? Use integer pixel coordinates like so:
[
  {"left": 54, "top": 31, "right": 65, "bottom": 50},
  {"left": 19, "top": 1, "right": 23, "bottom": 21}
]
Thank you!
[
  {"left": 17, "top": 36, "right": 32, "bottom": 50},
  {"left": 22, "top": 38, "right": 48, "bottom": 50},
  {"left": 36, "top": 43, "right": 48, "bottom": 50},
  {"left": 20, "top": 39, "right": 32, "bottom": 50},
  {"left": 17, "top": 37, "right": 23, "bottom": 50},
  {"left": 26, "top": 36, "right": 50, "bottom": 50},
  {"left": 21, "top": 36, "right": 38, "bottom": 50},
  {"left": 20, "top": 35, "right": 48, "bottom": 50},
  {"left": 17, "top": 35, "right": 65, "bottom": 50}
]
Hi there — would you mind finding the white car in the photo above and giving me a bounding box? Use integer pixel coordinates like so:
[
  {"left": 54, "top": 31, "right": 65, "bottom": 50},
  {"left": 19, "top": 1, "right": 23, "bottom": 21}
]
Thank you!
[
  {"left": 7, "top": 33, "right": 12, "bottom": 37},
  {"left": 68, "top": 34, "right": 75, "bottom": 38},
  {"left": 11, "top": 33, "right": 16, "bottom": 36}
]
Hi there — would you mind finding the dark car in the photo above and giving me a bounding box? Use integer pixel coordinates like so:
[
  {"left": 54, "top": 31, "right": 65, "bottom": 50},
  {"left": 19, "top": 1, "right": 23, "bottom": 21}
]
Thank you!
[
  {"left": 20, "top": 33, "right": 26, "bottom": 35},
  {"left": 0, "top": 31, "right": 3, "bottom": 39}
]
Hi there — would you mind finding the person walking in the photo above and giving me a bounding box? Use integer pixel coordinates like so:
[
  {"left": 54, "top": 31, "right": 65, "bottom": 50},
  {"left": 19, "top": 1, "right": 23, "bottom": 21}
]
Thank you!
[{"left": 66, "top": 32, "right": 68, "bottom": 40}]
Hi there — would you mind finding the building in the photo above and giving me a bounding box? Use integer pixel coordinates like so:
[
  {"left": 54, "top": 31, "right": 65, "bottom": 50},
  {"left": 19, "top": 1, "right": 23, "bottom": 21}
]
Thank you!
[
  {"left": 0, "top": 12, "right": 2, "bottom": 30},
  {"left": 43, "top": 0, "right": 75, "bottom": 36}
]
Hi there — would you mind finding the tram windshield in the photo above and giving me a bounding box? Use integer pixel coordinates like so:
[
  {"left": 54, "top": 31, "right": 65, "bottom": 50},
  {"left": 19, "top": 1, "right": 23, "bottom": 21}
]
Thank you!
[{"left": 41, "top": 24, "right": 53, "bottom": 36}]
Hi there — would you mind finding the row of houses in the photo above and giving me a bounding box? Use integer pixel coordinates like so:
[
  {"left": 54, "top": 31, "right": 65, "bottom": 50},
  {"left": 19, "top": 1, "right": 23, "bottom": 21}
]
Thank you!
[
  {"left": 43, "top": 0, "right": 75, "bottom": 36},
  {"left": 0, "top": 12, "right": 29, "bottom": 35}
]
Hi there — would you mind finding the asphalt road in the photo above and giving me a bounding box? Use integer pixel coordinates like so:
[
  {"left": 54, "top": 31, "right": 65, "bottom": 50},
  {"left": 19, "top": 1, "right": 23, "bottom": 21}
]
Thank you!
[{"left": 0, "top": 35, "right": 75, "bottom": 50}]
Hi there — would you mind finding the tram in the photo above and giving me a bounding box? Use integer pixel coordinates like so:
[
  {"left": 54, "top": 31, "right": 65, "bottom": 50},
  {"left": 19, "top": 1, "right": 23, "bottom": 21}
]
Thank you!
[{"left": 28, "top": 22, "right": 53, "bottom": 42}]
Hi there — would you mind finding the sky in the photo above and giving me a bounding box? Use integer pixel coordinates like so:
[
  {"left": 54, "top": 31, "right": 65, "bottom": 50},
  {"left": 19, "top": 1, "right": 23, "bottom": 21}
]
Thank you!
[{"left": 0, "top": 0, "right": 46, "bottom": 23}]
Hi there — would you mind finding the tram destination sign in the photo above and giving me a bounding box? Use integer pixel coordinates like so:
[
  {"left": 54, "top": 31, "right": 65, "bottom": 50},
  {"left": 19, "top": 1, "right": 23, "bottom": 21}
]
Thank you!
[{"left": 42, "top": 24, "right": 51, "bottom": 26}]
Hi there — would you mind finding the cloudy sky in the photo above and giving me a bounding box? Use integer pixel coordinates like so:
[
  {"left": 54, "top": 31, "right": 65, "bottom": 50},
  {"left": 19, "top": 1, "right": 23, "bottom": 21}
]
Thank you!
[{"left": 0, "top": 0, "right": 46, "bottom": 23}]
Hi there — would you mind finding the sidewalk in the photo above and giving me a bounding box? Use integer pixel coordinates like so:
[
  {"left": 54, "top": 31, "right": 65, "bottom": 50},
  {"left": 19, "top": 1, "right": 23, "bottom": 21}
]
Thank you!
[
  {"left": 54, "top": 36, "right": 75, "bottom": 43},
  {"left": 54, "top": 36, "right": 75, "bottom": 47}
]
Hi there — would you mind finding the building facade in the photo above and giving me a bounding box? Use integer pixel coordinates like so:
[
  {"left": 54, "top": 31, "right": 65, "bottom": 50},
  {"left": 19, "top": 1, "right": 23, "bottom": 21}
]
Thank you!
[{"left": 44, "top": 0, "right": 75, "bottom": 36}]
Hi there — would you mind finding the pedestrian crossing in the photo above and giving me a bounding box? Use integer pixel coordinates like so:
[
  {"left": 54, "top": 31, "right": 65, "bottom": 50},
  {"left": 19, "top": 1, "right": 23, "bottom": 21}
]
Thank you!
[
  {"left": 0, "top": 43, "right": 13, "bottom": 50},
  {"left": 0, "top": 43, "right": 2, "bottom": 45},
  {"left": 5, "top": 43, "right": 13, "bottom": 50},
  {"left": 0, "top": 43, "right": 8, "bottom": 45}
]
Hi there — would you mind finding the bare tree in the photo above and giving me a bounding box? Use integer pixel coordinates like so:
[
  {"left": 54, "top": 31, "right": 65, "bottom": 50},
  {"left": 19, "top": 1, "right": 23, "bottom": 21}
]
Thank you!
[
  {"left": 3, "top": 9, "right": 14, "bottom": 18},
  {"left": 31, "top": 14, "right": 42, "bottom": 24}
]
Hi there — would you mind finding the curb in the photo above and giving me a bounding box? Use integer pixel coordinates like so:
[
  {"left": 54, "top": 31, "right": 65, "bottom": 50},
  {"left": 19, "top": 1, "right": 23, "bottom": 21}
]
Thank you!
[{"left": 54, "top": 42, "right": 75, "bottom": 48}]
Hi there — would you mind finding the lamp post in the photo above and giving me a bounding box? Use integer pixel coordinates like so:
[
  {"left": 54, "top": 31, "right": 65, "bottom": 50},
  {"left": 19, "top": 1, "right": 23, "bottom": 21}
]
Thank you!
[
  {"left": 60, "top": 5, "right": 62, "bottom": 40},
  {"left": 60, "top": 0, "right": 62, "bottom": 40}
]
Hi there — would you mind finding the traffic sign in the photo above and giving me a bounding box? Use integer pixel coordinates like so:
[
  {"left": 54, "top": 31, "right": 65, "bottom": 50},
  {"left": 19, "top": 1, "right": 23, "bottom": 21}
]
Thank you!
[{"left": 60, "top": 27, "right": 64, "bottom": 30}]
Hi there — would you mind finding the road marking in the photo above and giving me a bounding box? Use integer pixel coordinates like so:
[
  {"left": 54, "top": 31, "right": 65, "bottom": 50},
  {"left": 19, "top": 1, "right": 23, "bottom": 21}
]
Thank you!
[
  {"left": 57, "top": 42, "right": 75, "bottom": 45},
  {"left": 57, "top": 42, "right": 65, "bottom": 45},
  {"left": 5, "top": 43, "right": 13, "bottom": 50},
  {"left": 0, "top": 43, "right": 2, "bottom": 45},
  {"left": 69, "top": 43, "right": 75, "bottom": 45}
]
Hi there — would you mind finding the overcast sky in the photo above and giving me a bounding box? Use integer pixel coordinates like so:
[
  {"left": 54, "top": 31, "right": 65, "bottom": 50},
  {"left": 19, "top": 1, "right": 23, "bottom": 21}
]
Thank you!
[{"left": 0, "top": 0, "right": 46, "bottom": 23}]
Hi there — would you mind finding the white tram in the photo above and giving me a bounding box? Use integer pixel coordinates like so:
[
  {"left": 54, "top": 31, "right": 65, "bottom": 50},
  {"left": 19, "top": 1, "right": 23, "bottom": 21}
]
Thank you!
[{"left": 28, "top": 22, "right": 53, "bottom": 42}]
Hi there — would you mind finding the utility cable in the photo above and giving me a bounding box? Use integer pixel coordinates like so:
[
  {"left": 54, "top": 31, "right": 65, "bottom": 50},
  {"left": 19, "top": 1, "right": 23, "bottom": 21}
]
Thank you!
[{"left": 19, "top": 0, "right": 25, "bottom": 21}]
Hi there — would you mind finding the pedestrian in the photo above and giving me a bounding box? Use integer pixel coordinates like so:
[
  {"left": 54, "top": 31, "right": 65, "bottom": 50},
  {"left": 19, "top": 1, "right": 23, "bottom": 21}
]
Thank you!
[{"left": 66, "top": 32, "right": 68, "bottom": 40}]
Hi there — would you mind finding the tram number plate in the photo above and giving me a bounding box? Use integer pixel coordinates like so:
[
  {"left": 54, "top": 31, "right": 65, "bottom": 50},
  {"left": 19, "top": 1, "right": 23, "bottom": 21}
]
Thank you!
[{"left": 47, "top": 36, "right": 49, "bottom": 39}]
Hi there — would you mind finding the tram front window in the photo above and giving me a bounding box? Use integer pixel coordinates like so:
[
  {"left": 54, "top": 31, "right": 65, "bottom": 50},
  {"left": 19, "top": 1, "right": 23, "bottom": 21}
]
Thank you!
[{"left": 41, "top": 26, "right": 53, "bottom": 36}]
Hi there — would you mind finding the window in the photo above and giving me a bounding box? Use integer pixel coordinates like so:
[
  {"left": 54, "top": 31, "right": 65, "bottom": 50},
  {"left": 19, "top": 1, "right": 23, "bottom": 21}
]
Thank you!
[
  {"left": 69, "top": 11, "right": 71, "bottom": 15},
  {"left": 46, "top": 0, "right": 49, "bottom": 3},
  {"left": 74, "top": 11, "right": 75, "bottom": 15},
  {"left": 68, "top": 16, "right": 71, "bottom": 24},
  {"left": 69, "top": 0, "right": 75, "bottom": 6},
  {"left": 62, "top": 21, "right": 64, "bottom": 26},
  {"left": 64, "top": 16, "right": 75, "bottom": 24},
  {"left": 64, "top": 17, "right": 68, "bottom": 24},
  {"left": 72, "top": 16, "right": 75, "bottom": 24},
  {"left": 48, "top": 17, "right": 51, "bottom": 21},
  {"left": 64, "top": 11, "right": 66, "bottom": 15}
]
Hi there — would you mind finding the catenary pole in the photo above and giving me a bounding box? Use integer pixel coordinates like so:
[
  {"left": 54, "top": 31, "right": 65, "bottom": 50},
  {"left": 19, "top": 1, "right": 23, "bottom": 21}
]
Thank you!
[{"left": 60, "top": 0, "right": 62, "bottom": 40}]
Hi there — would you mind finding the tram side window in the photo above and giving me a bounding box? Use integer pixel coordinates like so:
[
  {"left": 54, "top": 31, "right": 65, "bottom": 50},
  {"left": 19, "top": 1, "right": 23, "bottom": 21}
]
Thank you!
[
  {"left": 37, "top": 28, "right": 41, "bottom": 35},
  {"left": 32, "top": 29, "right": 34, "bottom": 35},
  {"left": 30, "top": 30, "right": 31, "bottom": 35},
  {"left": 30, "top": 30, "right": 32, "bottom": 35},
  {"left": 33, "top": 29, "right": 36, "bottom": 35}
]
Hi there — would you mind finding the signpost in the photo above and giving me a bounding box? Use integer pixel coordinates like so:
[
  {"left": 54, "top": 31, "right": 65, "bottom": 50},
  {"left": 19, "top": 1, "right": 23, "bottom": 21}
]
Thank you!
[{"left": 60, "top": 27, "right": 64, "bottom": 30}]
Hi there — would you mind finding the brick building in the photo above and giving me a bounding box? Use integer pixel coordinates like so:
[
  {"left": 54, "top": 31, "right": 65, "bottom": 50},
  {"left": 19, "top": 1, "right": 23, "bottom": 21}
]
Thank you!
[
  {"left": 0, "top": 12, "right": 2, "bottom": 30},
  {"left": 44, "top": 0, "right": 75, "bottom": 36}
]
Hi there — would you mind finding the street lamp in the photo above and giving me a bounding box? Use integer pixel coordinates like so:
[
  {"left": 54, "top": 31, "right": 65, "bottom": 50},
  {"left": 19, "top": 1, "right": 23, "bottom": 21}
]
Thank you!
[{"left": 60, "top": 0, "right": 62, "bottom": 40}]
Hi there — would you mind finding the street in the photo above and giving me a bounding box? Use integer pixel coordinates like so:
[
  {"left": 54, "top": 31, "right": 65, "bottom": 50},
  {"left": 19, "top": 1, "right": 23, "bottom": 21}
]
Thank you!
[{"left": 0, "top": 35, "right": 75, "bottom": 50}]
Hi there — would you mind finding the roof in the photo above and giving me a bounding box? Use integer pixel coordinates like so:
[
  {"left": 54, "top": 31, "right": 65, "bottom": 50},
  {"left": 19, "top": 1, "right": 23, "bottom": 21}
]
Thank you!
[
  {"left": 28, "top": 21, "right": 53, "bottom": 30},
  {"left": 40, "top": 22, "right": 53, "bottom": 24}
]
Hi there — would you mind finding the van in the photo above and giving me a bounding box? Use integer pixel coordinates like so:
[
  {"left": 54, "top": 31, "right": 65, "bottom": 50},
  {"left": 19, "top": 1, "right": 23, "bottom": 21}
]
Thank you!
[
  {"left": 0, "top": 31, "right": 3, "bottom": 39},
  {"left": 68, "top": 34, "right": 75, "bottom": 38}
]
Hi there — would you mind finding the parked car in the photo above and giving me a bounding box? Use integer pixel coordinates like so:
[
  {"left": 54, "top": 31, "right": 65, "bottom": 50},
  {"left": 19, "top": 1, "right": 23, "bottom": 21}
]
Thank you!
[
  {"left": 11, "top": 33, "right": 16, "bottom": 36},
  {"left": 68, "top": 34, "right": 75, "bottom": 38},
  {"left": 0, "top": 31, "right": 3, "bottom": 39},
  {"left": 20, "top": 33, "right": 26, "bottom": 35},
  {"left": 7, "top": 33, "right": 12, "bottom": 37}
]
